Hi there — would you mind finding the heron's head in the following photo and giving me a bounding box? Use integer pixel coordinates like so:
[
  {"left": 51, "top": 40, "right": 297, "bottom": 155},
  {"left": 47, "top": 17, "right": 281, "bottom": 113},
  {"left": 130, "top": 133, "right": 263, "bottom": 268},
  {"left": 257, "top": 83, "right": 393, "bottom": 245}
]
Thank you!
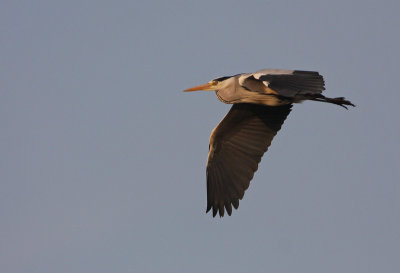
[{"left": 184, "top": 76, "right": 232, "bottom": 92}]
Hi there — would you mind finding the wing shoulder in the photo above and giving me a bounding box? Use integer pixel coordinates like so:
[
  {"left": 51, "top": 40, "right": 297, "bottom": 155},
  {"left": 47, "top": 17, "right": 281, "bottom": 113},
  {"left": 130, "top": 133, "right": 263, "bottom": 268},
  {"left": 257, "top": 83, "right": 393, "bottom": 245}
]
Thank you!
[{"left": 242, "top": 70, "right": 325, "bottom": 97}]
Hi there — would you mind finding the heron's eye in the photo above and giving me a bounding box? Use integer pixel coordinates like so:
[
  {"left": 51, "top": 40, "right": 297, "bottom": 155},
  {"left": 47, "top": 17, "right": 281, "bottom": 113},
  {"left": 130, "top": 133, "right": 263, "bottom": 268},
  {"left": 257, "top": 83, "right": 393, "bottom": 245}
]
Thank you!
[{"left": 210, "top": 81, "right": 218, "bottom": 86}]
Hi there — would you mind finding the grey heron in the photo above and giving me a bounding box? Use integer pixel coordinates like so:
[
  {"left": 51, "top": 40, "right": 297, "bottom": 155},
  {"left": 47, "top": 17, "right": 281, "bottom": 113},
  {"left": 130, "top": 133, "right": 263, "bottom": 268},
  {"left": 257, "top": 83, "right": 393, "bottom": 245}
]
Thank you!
[{"left": 184, "top": 69, "right": 354, "bottom": 217}]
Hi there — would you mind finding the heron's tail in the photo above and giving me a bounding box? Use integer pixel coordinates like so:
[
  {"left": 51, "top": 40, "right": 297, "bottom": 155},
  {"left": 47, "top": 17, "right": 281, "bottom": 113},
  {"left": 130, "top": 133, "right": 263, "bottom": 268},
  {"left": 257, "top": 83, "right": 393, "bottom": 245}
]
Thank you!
[{"left": 310, "top": 94, "right": 355, "bottom": 109}]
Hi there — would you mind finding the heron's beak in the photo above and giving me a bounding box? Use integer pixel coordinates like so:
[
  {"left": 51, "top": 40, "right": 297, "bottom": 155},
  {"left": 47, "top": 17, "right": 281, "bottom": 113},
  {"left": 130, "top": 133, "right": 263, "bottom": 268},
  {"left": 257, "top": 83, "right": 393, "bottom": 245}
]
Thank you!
[{"left": 184, "top": 82, "right": 215, "bottom": 92}]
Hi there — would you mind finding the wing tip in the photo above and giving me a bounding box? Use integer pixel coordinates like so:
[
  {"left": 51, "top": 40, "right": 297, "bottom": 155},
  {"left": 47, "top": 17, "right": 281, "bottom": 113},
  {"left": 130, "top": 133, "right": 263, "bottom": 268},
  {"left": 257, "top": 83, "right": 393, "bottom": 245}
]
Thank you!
[{"left": 206, "top": 199, "right": 240, "bottom": 218}]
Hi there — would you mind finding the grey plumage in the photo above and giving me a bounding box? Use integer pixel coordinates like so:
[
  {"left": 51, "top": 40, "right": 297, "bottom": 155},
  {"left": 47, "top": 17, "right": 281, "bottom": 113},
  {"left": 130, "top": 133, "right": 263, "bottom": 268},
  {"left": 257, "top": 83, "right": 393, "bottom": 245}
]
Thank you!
[{"left": 257, "top": 70, "right": 325, "bottom": 97}]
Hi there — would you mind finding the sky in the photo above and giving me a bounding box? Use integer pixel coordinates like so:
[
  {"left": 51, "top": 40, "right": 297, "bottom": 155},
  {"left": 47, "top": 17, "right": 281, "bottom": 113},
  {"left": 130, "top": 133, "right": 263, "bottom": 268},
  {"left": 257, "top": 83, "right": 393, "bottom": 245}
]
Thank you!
[{"left": 1, "top": 0, "right": 399, "bottom": 272}]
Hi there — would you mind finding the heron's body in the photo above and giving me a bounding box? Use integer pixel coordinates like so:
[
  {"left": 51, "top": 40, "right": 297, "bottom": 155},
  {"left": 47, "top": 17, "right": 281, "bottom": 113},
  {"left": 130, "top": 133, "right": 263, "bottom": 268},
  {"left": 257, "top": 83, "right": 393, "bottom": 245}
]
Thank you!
[{"left": 185, "top": 69, "right": 354, "bottom": 217}]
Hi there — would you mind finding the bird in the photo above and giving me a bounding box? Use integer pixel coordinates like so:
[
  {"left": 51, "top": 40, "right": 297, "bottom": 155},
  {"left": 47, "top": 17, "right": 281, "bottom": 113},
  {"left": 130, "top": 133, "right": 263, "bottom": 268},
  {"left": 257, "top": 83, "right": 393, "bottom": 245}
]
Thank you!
[{"left": 184, "top": 69, "right": 354, "bottom": 217}]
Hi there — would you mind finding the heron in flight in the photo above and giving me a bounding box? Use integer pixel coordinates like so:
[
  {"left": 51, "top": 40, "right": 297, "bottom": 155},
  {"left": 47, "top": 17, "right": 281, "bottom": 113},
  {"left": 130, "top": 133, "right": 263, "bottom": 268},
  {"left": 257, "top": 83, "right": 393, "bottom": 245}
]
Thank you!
[{"left": 184, "top": 69, "right": 354, "bottom": 217}]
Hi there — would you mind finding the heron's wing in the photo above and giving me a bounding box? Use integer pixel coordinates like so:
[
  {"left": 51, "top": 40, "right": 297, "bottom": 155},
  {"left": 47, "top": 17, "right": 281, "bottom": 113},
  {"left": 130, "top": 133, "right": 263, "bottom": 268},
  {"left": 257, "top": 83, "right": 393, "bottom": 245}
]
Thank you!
[
  {"left": 242, "top": 70, "right": 325, "bottom": 97},
  {"left": 206, "top": 103, "right": 292, "bottom": 217}
]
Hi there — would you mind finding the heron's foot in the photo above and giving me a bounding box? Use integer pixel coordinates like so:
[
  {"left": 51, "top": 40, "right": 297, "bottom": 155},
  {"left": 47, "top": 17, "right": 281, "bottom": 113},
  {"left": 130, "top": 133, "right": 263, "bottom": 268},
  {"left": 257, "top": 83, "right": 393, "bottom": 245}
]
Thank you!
[
  {"left": 326, "top": 97, "right": 355, "bottom": 109},
  {"left": 310, "top": 95, "right": 355, "bottom": 109}
]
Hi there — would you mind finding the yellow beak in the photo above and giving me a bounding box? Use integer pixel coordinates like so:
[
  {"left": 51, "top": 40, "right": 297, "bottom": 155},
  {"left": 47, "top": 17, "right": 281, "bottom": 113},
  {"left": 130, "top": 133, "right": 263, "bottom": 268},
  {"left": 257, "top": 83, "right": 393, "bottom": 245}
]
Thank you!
[{"left": 184, "top": 82, "right": 214, "bottom": 92}]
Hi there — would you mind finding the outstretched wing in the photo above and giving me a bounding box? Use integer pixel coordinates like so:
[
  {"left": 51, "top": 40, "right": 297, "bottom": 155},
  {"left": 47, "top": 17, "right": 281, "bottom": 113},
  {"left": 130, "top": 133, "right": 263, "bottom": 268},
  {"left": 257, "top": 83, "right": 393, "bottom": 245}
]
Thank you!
[
  {"left": 241, "top": 70, "right": 325, "bottom": 97},
  {"left": 206, "top": 103, "right": 292, "bottom": 217}
]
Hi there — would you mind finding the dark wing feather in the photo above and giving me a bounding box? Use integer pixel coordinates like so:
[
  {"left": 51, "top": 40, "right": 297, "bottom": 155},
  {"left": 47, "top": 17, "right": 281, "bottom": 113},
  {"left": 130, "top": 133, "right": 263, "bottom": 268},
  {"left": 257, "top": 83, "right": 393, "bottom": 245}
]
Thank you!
[
  {"left": 206, "top": 103, "right": 292, "bottom": 217},
  {"left": 257, "top": 70, "right": 325, "bottom": 97}
]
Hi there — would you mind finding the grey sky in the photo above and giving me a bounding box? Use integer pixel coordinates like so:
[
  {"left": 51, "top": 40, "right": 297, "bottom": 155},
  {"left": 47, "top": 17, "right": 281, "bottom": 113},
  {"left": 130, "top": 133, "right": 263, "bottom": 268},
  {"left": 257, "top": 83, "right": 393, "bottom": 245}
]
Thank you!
[{"left": 1, "top": 1, "right": 399, "bottom": 272}]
